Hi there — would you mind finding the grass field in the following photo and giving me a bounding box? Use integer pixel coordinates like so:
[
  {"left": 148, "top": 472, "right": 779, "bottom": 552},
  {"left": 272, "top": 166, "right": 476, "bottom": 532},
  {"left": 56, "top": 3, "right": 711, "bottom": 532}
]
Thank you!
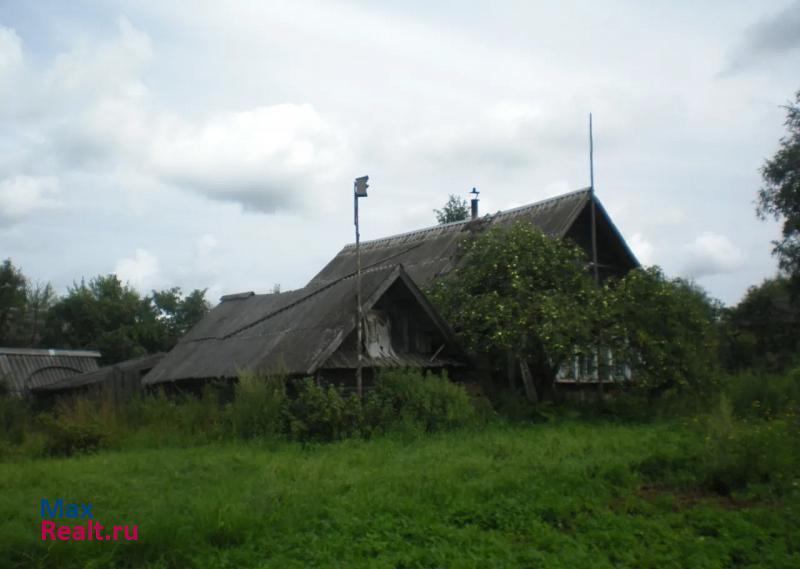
[{"left": 2, "top": 421, "right": 798, "bottom": 568}]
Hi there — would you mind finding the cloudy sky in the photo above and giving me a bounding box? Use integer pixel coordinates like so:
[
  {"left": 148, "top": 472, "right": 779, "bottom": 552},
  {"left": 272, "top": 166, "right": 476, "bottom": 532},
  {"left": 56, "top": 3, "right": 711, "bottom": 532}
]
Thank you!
[{"left": 1, "top": 0, "right": 798, "bottom": 305}]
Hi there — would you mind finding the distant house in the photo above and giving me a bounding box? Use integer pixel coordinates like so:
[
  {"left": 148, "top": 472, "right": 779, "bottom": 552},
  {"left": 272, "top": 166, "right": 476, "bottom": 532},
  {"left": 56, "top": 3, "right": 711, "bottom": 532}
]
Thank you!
[
  {"left": 144, "top": 265, "right": 462, "bottom": 388},
  {"left": 0, "top": 348, "right": 101, "bottom": 397},
  {"left": 145, "top": 188, "right": 638, "bottom": 389}
]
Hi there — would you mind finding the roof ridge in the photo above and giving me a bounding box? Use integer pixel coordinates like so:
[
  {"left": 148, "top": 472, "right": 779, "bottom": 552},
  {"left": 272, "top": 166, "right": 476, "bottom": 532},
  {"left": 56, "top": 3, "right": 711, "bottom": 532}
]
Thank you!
[
  {"left": 341, "top": 187, "right": 591, "bottom": 251},
  {"left": 215, "top": 265, "right": 402, "bottom": 341}
]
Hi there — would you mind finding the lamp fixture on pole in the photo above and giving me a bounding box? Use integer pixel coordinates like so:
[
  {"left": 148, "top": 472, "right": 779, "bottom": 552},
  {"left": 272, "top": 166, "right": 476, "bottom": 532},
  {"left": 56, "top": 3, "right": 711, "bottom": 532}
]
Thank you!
[{"left": 353, "top": 175, "right": 369, "bottom": 397}]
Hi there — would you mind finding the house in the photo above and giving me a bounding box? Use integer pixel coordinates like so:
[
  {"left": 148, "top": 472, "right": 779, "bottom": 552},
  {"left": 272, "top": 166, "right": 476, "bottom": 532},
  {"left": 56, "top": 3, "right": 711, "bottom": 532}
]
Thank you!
[
  {"left": 144, "top": 264, "right": 462, "bottom": 388},
  {"left": 32, "top": 353, "right": 165, "bottom": 403},
  {"left": 311, "top": 187, "right": 639, "bottom": 387},
  {"left": 0, "top": 347, "right": 101, "bottom": 397},
  {"left": 144, "top": 188, "right": 638, "bottom": 390}
]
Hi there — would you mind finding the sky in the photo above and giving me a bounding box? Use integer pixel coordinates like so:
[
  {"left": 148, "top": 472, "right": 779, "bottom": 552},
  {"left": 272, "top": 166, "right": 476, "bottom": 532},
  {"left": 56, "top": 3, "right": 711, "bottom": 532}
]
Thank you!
[{"left": 1, "top": 0, "right": 799, "bottom": 306}]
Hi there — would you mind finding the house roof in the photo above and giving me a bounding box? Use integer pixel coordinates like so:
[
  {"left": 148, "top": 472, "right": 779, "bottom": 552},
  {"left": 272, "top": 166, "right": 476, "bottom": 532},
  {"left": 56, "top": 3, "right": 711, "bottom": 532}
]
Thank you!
[
  {"left": 0, "top": 348, "right": 101, "bottom": 396},
  {"left": 143, "top": 264, "right": 458, "bottom": 385},
  {"left": 34, "top": 353, "right": 165, "bottom": 392},
  {"left": 309, "top": 188, "right": 638, "bottom": 287}
]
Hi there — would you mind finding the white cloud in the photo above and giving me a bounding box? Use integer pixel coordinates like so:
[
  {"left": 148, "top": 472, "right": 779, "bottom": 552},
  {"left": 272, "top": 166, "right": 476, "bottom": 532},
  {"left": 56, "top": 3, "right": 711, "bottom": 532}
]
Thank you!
[
  {"left": 0, "top": 175, "right": 60, "bottom": 225},
  {"left": 149, "top": 104, "right": 348, "bottom": 212},
  {"left": 629, "top": 233, "right": 654, "bottom": 265},
  {"left": 114, "top": 248, "right": 160, "bottom": 292},
  {"left": 682, "top": 232, "right": 746, "bottom": 278}
]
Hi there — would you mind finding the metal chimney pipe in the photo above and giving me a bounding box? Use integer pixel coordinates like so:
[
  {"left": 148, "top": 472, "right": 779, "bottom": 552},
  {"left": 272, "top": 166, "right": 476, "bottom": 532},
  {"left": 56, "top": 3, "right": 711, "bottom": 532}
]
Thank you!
[{"left": 470, "top": 187, "right": 480, "bottom": 220}]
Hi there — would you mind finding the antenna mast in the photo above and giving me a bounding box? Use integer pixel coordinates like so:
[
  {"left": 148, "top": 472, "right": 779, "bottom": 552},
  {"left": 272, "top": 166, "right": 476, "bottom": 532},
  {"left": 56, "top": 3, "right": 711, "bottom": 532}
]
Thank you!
[{"left": 589, "top": 113, "right": 599, "bottom": 284}]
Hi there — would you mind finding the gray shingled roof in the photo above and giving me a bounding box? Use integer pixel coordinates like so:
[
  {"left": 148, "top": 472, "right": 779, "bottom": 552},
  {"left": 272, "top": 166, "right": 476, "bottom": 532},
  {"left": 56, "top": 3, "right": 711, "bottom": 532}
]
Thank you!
[
  {"left": 309, "top": 188, "right": 638, "bottom": 287},
  {"left": 0, "top": 348, "right": 101, "bottom": 396},
  {"left": 143, "top": 264, "right": 458, "bottom": 385}
]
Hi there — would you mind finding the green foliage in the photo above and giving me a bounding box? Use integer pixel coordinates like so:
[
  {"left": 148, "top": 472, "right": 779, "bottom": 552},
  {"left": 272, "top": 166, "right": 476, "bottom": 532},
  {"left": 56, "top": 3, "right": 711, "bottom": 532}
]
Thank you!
[
  {"left": 722, "top": 368, "right": 800, "bottom": 419},
  {"left": 0, "top": 387, "right": 29, "bottom": 445},
  {"left": 720, "top": 276, "right": 800, "bottom": 372},
  {"left": 606, "top": 266, "right": 721, "bottom": 395},
  {"left": 225, "top": 373, "right": 287, "bottom": 439},
  {"left": 45, "top": 275, "right": 210, "bottom": 364},
  {"left": 2, "top": 422, "right": 799, "bottom": 568},
  {"left": 702, "top": 395, "right": 800, "bottom": 496},
  {"left": 364, "top": 369, "right": 477, "bottom": 434},
  {"left": 37, "top": 406, "right": 109, "bottom": 457},
  {"left": 286, "top": 378, "right": 362, "bottom": 441},
  {"left": 434, "top": 194, "right": 470, "bottom": 224},
  {"left": 0, "top": 259, "right": 27, "bottom": 345},
  {"left": 429, "top": 221, "right": 597, "bottom": 396},
  {"left": 758, "top": 89, "right": 800, "bottom": 292}
]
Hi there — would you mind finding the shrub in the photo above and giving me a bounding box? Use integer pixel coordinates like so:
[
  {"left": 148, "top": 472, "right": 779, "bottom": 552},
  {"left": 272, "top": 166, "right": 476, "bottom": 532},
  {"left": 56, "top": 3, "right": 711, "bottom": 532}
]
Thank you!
[
  {"left": 363, "top": 369, "right": 475, "bottom": 434},
  {"left": 0, "top": 391, "right": 29, "bottom": 445},
  {"left": 285, "top": 378, "right": 362, "bottom": 442},
  {"left": 225, "top": 373, "right": 287, "bottom": 439},
  {"left": 723, "top": 368, "right": 800, "bottom": 419},
  {"left": 702, "top": 395, "right": 800, "bottom": 496},
  {"left": 38, "top": 413, "right": 108, "bottom": 457}
]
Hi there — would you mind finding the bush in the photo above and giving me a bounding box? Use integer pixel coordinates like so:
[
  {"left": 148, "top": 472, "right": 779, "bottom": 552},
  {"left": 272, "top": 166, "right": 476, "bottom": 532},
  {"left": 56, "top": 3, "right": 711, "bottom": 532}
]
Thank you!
[
  {"left": 363, "top": 369, "right": 476, "bottom": 434},
  {"left": 225, "top": 373, "right": 287, "bottom": 439},
  {"left": 723, "top": 368, "right": 800, "bottom": 419},
  {"left": 38, "top": 413, "right": 109, "bottom": 457},
  {"left": 286, "top": 378, "right": 362, "bottom": 442},
  {"left": 702, "top": 395, "right": 800, "bottom": 496},
  {"left": 0, "top": 392, "right": 29, "bottom": 445}
]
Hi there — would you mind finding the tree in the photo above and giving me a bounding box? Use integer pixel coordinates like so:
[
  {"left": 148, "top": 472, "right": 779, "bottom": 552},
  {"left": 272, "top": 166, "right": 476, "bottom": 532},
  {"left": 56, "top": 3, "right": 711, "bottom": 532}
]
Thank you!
[
  {"left": 607, "top": 267, "right": 721, "bottom": 395},
  {"left": 45, "top": 277, "right": 211, "bottom": 364},
  {"left": 428, "top": 223, "right": 722, "bottom": 400},
  {"left": 0, "top": 260, "right": 28, "bottom": 346},
  {"left": 758, "top": 89, "right": 800, "bottom": 293},
  {"left": 720, "top": 276, "right": 800, "bottom": 372},
  {"left": 434, "top": 194, "right": 470, "bottom": 224},
  {"left": 151, "top": 287, "right": 210, "bottom": 348},
  {"left": 44, "top": 275, "right": 153, "bottom": 363},
  {"left": 428, "top": 221, "right": 600, "bottom": 400}
]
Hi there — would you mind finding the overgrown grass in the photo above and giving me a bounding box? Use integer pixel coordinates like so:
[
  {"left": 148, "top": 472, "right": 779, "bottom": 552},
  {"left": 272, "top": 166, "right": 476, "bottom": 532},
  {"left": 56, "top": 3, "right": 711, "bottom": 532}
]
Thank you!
[
  {"left": 1, "top": 422, "right": 798, "bottom": 568},
  {"left": 1, "top": 369, "right": 798, "bottom": 566}
]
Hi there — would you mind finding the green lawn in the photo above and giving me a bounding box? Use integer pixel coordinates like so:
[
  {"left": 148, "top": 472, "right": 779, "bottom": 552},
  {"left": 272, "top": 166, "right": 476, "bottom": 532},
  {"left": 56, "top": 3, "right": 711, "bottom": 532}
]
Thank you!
[{"left": 1, "top": 422, "right": 797, "bottom": 568}]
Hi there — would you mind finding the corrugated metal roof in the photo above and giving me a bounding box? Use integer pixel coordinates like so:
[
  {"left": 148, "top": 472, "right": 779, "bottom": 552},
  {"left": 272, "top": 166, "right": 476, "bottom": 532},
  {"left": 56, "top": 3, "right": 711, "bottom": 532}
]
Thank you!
[
  {"left": 35, "top": 353, "right": 164, "bottom": 392},
  {"left": 0, "top": 348, "right": 101, "bottom": 396},
  {"left": 144, "top": 265, "right": 460, "bottom": 385}
]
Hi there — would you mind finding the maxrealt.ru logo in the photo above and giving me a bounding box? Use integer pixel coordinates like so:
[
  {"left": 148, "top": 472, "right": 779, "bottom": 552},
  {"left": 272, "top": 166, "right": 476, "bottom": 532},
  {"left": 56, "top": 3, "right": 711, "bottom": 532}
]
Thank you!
[{"left": 40, "top": 499, "right": 138, "bottom": 541}]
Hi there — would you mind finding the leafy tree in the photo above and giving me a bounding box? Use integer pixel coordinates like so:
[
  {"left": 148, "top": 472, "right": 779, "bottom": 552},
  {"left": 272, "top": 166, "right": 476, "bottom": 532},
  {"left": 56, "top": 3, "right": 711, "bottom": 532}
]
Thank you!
[
  {"left": 45, "top": 277, "right": 210, "bottom": 364},
  {"left": 428, "top": 221, "right": 599, "bottom": 400},
  {"left": 720, "top": 276, "right": 800, "bottom": 372},
  {"left": 23, "top": 281, "right": 56, "bottom": 346},
  {"left": 0, "top": 259, "right": 28, "bottom": 346},
  {"left": 151, "top": 287, "right": 210, "bottom": 348},
  {"left": 758, "top": 89, "right": 800, "bottom": 293},
  {"left": 434, "top": 194, "right": 470, "bottom": 224},
  {"left": 428, "top": 223, "right": 721, "bottom": 400},
  {"left": 607, "top": 267, "right": 721, "bottom": 396},
  {"left": 45, "top": 275, "right": 158, "bottom": 364}
]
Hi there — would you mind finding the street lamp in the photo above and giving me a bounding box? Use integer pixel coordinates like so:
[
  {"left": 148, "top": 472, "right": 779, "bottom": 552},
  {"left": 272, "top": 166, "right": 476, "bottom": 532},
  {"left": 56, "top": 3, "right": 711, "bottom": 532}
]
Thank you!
[{"left": 354, "top": 175, "right": 369, "bottom": 397}]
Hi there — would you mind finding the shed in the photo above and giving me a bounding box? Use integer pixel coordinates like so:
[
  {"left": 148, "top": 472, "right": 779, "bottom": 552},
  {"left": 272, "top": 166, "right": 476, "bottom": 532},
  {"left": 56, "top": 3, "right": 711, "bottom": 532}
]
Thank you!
[
  {"left": 0, "top": 348, "right": 101, "bottom": 397},
  {"left": 32, "top": 353, "right": 164, "bottom": 402}
]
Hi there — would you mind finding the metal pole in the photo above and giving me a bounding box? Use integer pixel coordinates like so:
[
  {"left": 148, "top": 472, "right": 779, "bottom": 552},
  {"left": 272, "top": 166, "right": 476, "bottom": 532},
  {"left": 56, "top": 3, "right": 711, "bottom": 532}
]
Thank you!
[
  {"left": 589, "top": 113, "right": 599, "bottom": 285},
  {"left": 355, "top": 184, "right": 363, "bottom": 398},
  {"left": 589, "top": 113, "right": 602, "bottom": 396}
]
